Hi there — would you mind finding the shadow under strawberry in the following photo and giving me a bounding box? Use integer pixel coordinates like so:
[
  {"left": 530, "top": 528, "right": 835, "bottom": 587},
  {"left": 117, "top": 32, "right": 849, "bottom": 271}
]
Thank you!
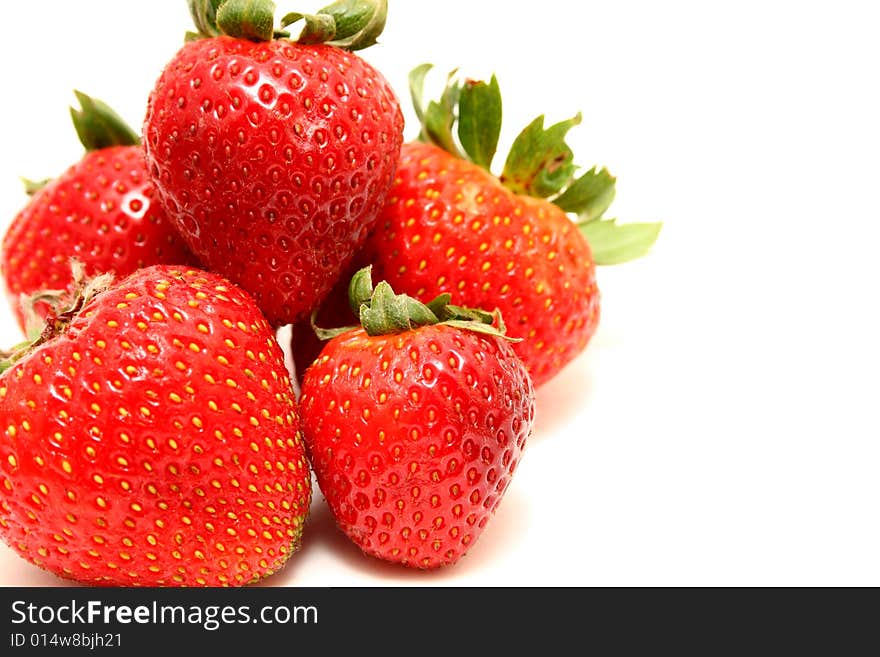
[{"left": 261, "top": 483, "right": 532, "bottom": 584}]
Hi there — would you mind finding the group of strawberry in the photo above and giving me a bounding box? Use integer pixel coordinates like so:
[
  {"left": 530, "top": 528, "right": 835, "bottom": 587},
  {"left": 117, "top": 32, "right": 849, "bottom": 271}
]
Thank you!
[{"left": 0, "top": 0, "right": 659, "bottom": 586}]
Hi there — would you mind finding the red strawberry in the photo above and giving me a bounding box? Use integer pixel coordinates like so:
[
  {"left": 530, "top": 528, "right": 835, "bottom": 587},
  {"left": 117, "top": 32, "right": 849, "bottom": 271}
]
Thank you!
[
  {"left": 143, "top": 0, "right": 404, "bottom": 326},
  {"left": 0, "top": 265, "right": 311, "bottom": 586},
  {"left": 1, "top": 92, "right": 193, "bottom": 333},
  {"left": 299, "top": 268, "right": 534, "bottom": 568},
  {"left": 356, "top": 66, "right": 662, "bottom": 386}
]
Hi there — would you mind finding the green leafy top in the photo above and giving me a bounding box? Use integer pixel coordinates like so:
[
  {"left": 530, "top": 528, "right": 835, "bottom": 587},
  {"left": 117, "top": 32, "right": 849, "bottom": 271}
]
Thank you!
[
  {"left": 409, "top": 65, "right": 663, "bottom": 265},
  {"left": 313, "top": 267, "right": 518, "bottom": 342},
  {"left": 187, "top": 0, "right": 387, "bottom": 51}
]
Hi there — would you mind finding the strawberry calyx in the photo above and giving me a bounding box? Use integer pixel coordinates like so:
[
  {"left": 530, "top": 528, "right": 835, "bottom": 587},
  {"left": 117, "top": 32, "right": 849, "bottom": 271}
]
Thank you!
[
  {"left": 0, "top": 260, "right": 114, "bottom": 375},
  {"left": 0, "top": 337, "right": 33, "bottom": 375},
  {"left": 409, "top": 64, "right": 663, "bottom": 265},
  {"left": 19, "top": 93, "right": 139, "bottom": 198},
  {"left": 311, "top": 266, "right": 518, "bottom": 341},
  {"left": 187, "top": 0, "right": 387, "bottom": 51},
  {"left": 21, "top": 177, "right": 51, "bottom": 196},
  {"left": 69, "top": 90, "right": 141, "bottom": 152}
]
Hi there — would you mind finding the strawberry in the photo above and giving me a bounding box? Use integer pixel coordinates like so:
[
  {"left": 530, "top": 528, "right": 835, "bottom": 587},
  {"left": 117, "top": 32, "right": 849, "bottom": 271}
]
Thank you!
[
  {"left": 1, "top": 92, "right": 193, "bottom": 334},
  {"left": 299, "top": 267, "right": 535, "bottom": 568},
  {"left": 354, "top": 66, "right": 662, "bottom": 386},
  {"left": 143, "top": 0, "right": 404, "bottom": 326},
  {"left": 0, "top": 265, "right": 311, "bottom": 586}
]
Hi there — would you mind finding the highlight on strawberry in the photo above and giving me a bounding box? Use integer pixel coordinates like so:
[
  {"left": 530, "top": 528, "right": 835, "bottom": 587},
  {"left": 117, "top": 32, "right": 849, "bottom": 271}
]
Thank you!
[
  {"left": 0, "top": 265, "right": 311, "bottom": 586},
  {"left": 1, "top": 92, "right": 194, "bottom": 334},
  {"left": 299, "top": 266, "right": 535, "bottom": 568},
  {"left": 358, "top": 65, "right": 663, "bottom": 386},
  {"left": 144, "top": 0, "right": 404, "bottom": 327}
]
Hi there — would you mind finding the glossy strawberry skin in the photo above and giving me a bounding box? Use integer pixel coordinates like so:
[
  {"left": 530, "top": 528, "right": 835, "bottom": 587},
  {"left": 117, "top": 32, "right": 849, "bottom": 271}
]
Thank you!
[
  {"left": 368, "top": 141, "right": 601, "bottom": 386},
  {"left": 300, "top": 325, "right": 535, "bottom": 569},
  {"left": 1, "top": 146, "right": 193, "bottom": 332},
  {"left": 0, "top": 266, "right": 311, "bottom": 586},
  {"left": 144, "top": 36, "right": 404, "bottom": 327}
]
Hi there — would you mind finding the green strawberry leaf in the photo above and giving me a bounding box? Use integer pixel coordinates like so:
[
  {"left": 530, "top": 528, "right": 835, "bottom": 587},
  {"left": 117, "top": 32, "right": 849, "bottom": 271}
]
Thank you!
[
  {"left": 188, "top": 0, "right": 225, "bottom": 38},
  {"left": 553, "top": 166, "right": 616, "bottom": 222},
  {"left": 348, "top": 265, "right": 377, "bottom": 315},
  {"left": 425, "top": 292, "right": 452, "bottom": 317},
  {"left": 501, "top": 113, "right": 581, "bottom": 198},
  {"left": 360, "top": 282, "right": 438, "bottom": 336},
  {"left": 216, "top": 0, "right": 277, "bottom": 42},
  {"left": 280, "top": 12, "right": 335, "bottom": 41},
  {"left": 311, "top": 312, "right": 358, "bottom": 341},
  {"left": 442, "top": 319, "right": 521, "bottom": 342},
  {"left": 22, "top": 177, "right": 51, "bottom": 196},
  {"left": 0, "top": 337, "right": 34, "bottom": 375},
  {"left": 319, "top": 0, "right": 387, "bottom": 50},
  {"left": 70, "top": 91, "right": 140, "bottom": 152},
  {"left": 436, "top": 304, "right": 496, "bottom": 325},
  {"left": 423, "top": 70, "right": 464, "bottom": 158},
  {"left": 282, "top": 0, "right": 388, "bottom": 51},
  {"left": 580, "top": 219, "right": 662, "bottom": 265},
  {"left": 409, "top": 63, "right": 433, "bottom": 126},
  {"left": 457, "top": 75, "right": 502, "bottom": 171}
]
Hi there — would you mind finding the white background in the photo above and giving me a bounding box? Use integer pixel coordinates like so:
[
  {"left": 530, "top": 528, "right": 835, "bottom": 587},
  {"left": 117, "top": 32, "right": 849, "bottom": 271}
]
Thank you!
[{"left": 1, "top": 0, "right": 878, "bottom": 586}]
